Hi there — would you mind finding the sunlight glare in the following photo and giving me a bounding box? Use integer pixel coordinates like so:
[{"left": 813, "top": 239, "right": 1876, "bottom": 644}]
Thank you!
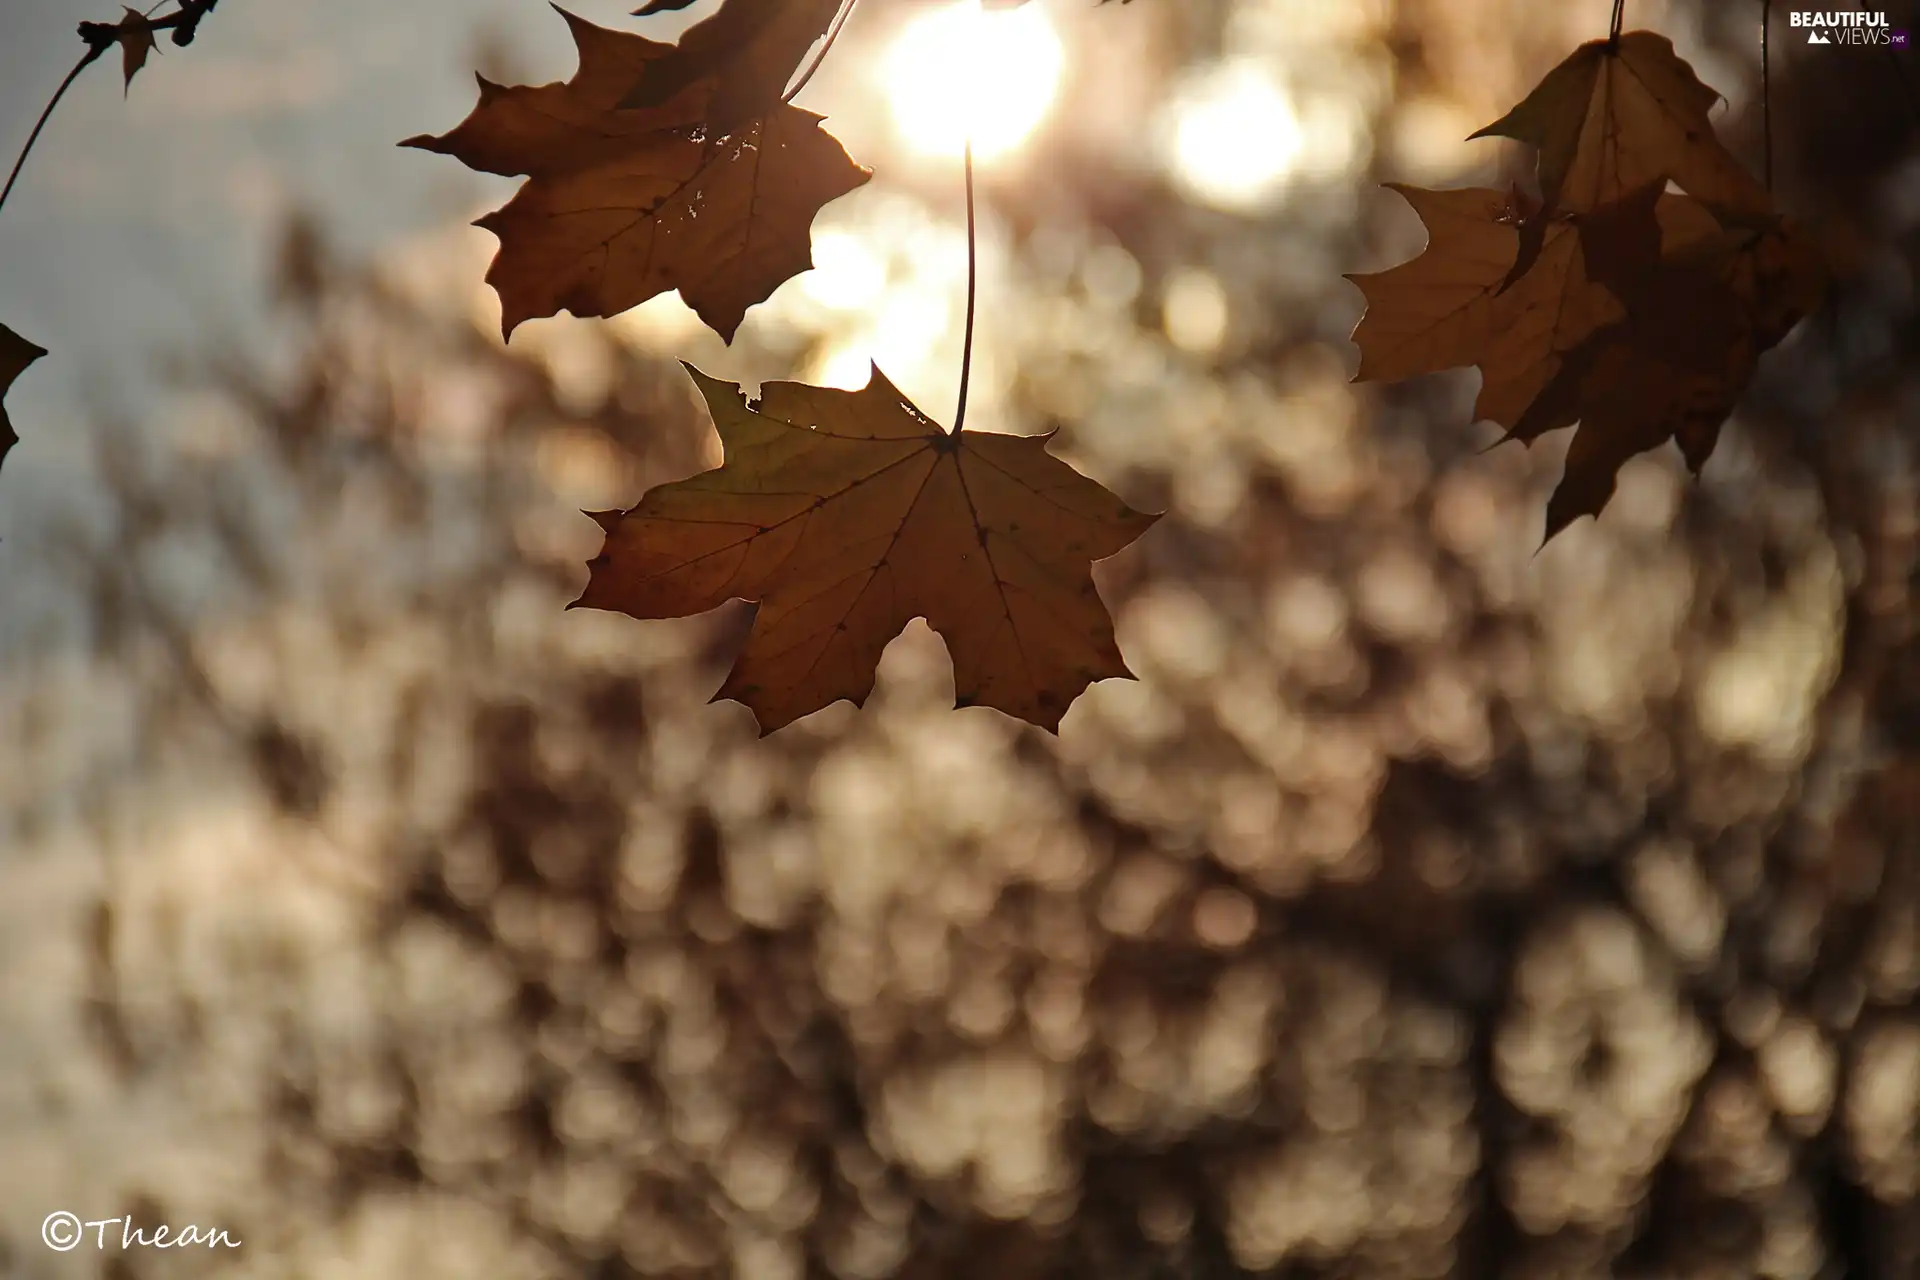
[
  {"left": 809, "top": 340, "right": 880, "bottom": 391},
  {"left": 1164, "top": 61, "right": 1305, "bottom": 213},
  {"left": 802, "top": 230, "right": 887, "bottom": 313},
  {"left": 884, "top": 2, "right": 1065, "bottom": 161}
]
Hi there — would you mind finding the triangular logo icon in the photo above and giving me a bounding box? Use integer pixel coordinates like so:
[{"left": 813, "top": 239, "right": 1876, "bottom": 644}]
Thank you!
[{"left": 1807, "top": 29, "right": 1830, "bottom": 42}]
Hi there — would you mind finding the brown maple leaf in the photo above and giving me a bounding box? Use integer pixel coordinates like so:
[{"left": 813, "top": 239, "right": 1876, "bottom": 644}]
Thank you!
[
  {"left": 117, "top": 6, "right": 156, "bottom": 92},
  {"left": 1497, "top": 194, "right": 1827, "bottom": 541},
  {"left": 1347, "top": 181, "right": 1722, "bottom": 430},
  {"left": 1507, "top": 323, "right": 1749, "bottom": 540},
  {"left": 403, "top": 8, "right": 871, "bottom": 342},
  {"left": 621, "top": 0, "right": 845, "bottom": 132},
  {"left": 1351, "top": 180, "right": 1824, "bottom": 544},
  {"left": 572, "top": 365, "right": 1160, "bottom": 734},
  {"left": 1562, "top": 178, "right": 1750, "bottom": 375},
  {"left": 0, "top": 323, "right": 47, "bottom": 481},
  {"left": 1469, "top": 30, "right": 1771, "bottom": 287},
  {"left": 1702, "top": 210, "right": 1830, "bottom": 354}
]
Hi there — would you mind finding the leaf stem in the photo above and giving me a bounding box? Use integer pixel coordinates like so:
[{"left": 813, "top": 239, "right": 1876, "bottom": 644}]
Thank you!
[
  {"left": 783, "top": 0, "right": 860, "bottom": 103},
  {"left": 1609, "top": 0, "right": 1625, "bottom": 42},
  {"left": 1761, "top": 0, "right": 1772, "bottom": 190},
  {"left": 952, "top": 134, "right": 977, "bottom": 436},
  {"left": 0, "top": 44, "right": 107, "bottom": 219}
]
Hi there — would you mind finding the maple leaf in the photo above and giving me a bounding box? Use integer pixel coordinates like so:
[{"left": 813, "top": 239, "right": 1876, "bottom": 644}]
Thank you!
[
  {"left": 572, "top": 365, "right": 1159, "bottom": 734},
  {"left": 1508, "top": 322, "right": 1750, "bottom": 540},
  {"left": 403, "top": 8, "right": 870, "bottom": 342},
  {"left": 117, "top": 7, "right": 157, "bottom": 92},
  {"left": 1469, "top": 30, "right": 1770, "bottom": 287},
  {"left": 0, "top": 323, "right": 47, "bottom": 483},
  {"left": 620, "top": 0, "right": 845, "bottom": 132},
  {"left": 1347, "top": 181, "right": 1722, "bottom": 430},
  {"left": 1497, "top": 195, "right": 1827, "bottom": 541},
  {"left": 1703, "top": 211, "right": 1829, "bottom": 354},
  {"left": 1350, "top": 180, "right": 1825, "bottom": 544},
  {"left": 1558, "top": 178, "right": 1749, "bottom": 376}
]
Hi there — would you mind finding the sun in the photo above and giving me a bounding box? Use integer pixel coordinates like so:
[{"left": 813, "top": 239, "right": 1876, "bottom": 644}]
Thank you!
[
  {"left": 1164, "top": 61, "right": 1306, "bottom": 213},
  {"left": 882, "top": 2, "right": 1066, "bottom": 162}
]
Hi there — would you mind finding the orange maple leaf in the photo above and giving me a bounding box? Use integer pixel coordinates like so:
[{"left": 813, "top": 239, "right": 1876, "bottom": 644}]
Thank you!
[
  {"left": 402, "top": 8, "right": 871, "bottom": 342},
  {"left": 572, "top": 365, "right": 1160, "bottom": 734}
]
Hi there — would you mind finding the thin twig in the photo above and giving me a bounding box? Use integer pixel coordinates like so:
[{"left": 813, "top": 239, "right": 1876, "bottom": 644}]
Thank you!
[
  {"left": 783, "top": 0, "right": 860, "bottom": 103},
  {"left": 1609, "top": 0, "right": 1626, "bottom": 42},
  {"left": 1760, "top": 0, "right": 1773, "bottom": 190},
  {"left": 952, "top": 135, "right": 978, "bottom": 436},
  {"left": 78, "top": 0, "right": 217, "bottom": 47},
  {"left": 0, "top": 45, "right": 108, "bottom": 218}
]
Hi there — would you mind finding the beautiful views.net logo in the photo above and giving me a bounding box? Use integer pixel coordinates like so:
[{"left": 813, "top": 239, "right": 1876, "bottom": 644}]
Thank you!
[{"left": 1789, "top": 11, "right": 1906, "bottom": 45}]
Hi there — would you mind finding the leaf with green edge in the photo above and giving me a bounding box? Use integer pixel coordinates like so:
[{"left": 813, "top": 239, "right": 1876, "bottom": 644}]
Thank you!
[{"left": 572, "top": 364, "right": 1160, "bottom": 734}]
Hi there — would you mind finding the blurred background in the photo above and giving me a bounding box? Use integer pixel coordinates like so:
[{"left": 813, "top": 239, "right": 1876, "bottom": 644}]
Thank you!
[{"left": 1, "top": 0, "right": 1917, "bottom": 1275}]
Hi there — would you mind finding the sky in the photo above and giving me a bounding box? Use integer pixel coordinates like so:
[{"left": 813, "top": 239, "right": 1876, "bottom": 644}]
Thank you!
[{"left": 0, "top": 0, "right": 717, "bottom": 646}]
